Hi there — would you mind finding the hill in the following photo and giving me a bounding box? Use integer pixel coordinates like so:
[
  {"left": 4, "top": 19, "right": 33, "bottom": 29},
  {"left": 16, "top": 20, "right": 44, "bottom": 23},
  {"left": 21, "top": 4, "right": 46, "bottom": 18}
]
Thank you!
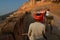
[
  {"left": 0, "top": 0, "right": 60, "bottom": 40},
  {"left": 0, "top": 10, "right": 17, "bottom": 22}
]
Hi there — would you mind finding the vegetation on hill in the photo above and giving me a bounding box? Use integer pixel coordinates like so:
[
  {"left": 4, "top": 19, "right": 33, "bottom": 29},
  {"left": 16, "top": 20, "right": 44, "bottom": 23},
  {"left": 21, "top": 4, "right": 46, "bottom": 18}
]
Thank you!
[{"left": 0, "top": 10, "right": 17, "bottom": 22}]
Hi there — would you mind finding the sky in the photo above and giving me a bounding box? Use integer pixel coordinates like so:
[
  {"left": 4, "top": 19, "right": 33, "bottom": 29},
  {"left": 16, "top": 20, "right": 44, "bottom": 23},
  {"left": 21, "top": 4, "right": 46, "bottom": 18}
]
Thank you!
[{"left": 0, "top": 0, "right": 28, "bottom": 16}]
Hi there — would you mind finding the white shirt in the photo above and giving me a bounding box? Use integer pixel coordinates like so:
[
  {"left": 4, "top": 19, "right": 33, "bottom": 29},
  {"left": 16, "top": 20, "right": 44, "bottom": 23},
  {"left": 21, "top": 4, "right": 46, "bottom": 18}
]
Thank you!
[
  {"left": 46, "top": 11, "right": 50, "bottom": 16},
  {"left": 28, "top": 22, "right": 45, "bottom": 40}
]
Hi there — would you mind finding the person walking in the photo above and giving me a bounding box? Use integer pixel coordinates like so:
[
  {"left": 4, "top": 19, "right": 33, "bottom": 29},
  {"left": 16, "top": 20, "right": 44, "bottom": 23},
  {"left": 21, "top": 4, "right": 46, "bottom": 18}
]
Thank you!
[
  {"left": 45, "top": 9, "right": 54, "bottom": 34},
  {"left": 28, "top": 12, "right": 47, "bottom": 40}
]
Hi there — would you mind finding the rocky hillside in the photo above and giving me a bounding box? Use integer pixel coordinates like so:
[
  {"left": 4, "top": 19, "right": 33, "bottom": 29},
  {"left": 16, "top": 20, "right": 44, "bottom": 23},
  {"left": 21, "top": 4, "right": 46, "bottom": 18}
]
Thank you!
[
  {"left": 0, "top": 0, "right": 60, "bottom": 33},
  {"left": 0, "top": 1, "right": 60, "bottom": 40},
  {"left": 0, "top": 12, "right": 13, "bottom": 22},
  {"left": 0, "top": 0, "right": 60, "bottom": 36}
]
